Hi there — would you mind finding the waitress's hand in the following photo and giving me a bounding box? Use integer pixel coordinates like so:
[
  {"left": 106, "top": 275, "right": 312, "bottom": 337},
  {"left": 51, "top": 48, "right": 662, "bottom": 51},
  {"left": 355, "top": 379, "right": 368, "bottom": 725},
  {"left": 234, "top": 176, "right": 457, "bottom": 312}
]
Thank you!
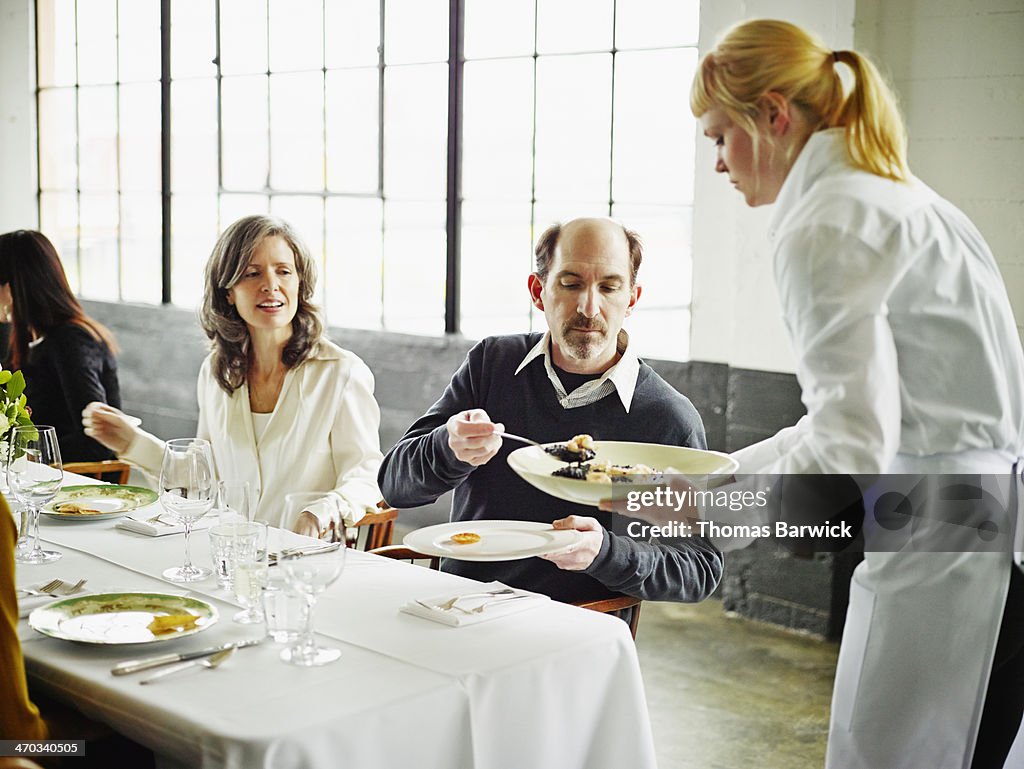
[{"left": 81, "top": 401, "right": 139, "bottom": 454}]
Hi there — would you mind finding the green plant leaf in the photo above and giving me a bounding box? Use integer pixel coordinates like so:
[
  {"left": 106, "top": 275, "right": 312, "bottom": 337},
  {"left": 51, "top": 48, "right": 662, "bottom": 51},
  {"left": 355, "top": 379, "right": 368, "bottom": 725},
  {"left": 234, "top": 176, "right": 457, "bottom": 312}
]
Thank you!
[
  {"left": 0, "top": 370, "right": 11, "bottom": 385},
  {"left": 8, "top": 370, "right": 25, "bottom": 400}
]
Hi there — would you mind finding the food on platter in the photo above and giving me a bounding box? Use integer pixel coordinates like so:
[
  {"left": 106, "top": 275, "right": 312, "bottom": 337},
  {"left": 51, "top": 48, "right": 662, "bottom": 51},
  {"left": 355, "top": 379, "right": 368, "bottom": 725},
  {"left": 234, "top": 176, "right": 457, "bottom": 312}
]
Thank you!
[
  {"left": 147, "top": 613, "right": 200, "bottom": 635},
  {"left": 552, "top": 460, "right": 661, "bottom": 483},
  {"left": 543, "top": 434, "right": 596, "bottom": 463},
  {"left": 450, "top": 532, "right": 482, "bottom": 545}
]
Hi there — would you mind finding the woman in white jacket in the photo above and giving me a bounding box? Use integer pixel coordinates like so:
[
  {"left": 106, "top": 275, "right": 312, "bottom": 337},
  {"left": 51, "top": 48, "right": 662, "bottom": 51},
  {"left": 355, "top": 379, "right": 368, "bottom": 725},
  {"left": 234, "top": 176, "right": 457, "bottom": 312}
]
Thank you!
[
  {"left": 690, "top": 19, "right": 1024, "bottom": 769},
  {"left": 83, "top": 215, "right": 384, "bottom": 537}
]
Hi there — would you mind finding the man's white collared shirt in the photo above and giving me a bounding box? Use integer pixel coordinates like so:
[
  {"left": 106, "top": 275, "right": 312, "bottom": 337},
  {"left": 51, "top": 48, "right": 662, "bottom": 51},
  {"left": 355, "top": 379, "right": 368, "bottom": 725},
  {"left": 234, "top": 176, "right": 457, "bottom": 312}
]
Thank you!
[{"left": 513, "top": 330, "right": 640, "bottom": 412}]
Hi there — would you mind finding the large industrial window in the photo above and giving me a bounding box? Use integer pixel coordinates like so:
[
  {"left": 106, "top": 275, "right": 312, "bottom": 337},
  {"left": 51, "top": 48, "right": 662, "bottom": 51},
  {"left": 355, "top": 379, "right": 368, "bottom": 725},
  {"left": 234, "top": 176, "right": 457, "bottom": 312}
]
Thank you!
[{"left": 36, "top": 0, "right": 699, "bottom": 360}]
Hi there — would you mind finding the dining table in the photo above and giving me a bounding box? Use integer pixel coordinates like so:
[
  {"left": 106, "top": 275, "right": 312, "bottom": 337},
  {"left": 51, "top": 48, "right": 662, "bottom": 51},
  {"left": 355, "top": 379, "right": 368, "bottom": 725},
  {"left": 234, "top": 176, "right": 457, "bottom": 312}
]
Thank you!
[{"left": 13, "top": 473, "right": 659, "bottom": 769}]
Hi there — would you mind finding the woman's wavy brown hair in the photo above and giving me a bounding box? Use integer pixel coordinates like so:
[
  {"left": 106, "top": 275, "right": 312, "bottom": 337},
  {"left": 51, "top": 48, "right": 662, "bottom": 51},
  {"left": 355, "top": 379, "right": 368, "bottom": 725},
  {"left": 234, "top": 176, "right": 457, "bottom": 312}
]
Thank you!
[
  {"left": 200, "top": 215, "right": 323, "bottom": 395},
  {"left": 0, "top": 229, "right": 119, "bottom": 368}
]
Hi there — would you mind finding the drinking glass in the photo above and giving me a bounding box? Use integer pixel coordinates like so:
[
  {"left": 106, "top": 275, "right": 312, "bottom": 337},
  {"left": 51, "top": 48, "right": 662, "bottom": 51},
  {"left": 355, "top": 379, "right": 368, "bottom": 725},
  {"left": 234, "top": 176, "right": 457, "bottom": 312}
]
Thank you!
[
  {"left": 159, "top": 438, "right": 215, "bottom": 582},
  {"left": 229, "top": 521, "right": 268, "bottom": 624},
  {"left": 279, "top": 493, "right": 345, "bottom": 666},
  {"left": 217, "top": 479, "right": 253, "bottom": 525},
  {"left": 8, "top": 425, "right": 63, "bottom": 564}
]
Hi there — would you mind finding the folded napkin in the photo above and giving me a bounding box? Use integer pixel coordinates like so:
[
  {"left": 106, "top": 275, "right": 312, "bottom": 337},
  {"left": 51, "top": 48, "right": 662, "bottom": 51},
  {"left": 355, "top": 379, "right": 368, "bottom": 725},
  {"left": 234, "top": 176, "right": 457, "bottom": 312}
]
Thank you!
[
  {"left": 16, "top": 585, "right": 62, "bottom": 619},
  {"left": 401, "top": 582, "right": 548, "bottom": 627},
  {"left": 116, "top": 514, "right": 215, "bottom": 537}
]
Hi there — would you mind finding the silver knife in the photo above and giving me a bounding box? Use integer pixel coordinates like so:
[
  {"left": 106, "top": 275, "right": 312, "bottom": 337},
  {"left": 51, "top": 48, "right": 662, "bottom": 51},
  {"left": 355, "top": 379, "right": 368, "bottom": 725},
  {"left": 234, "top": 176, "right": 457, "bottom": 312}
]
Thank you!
[{"left": 110, "top": 637, "right": 263, "bottom": 676}]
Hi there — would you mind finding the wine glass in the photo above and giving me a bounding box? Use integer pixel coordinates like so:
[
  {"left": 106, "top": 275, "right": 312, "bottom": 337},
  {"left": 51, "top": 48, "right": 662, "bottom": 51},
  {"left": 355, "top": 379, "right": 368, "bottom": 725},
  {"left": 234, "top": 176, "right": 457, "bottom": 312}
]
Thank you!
[
  {"left": 159, "top": 438, "right": 215, "bottom": 582},
  {"left": 229, "top": 521, "right": 268, "bottom": 624},
  {"left": 279, "top": 493, "right": 345, "bottom": 666},
  {"left": 8, "top": 425, "right": 63, "bottom": 564}
]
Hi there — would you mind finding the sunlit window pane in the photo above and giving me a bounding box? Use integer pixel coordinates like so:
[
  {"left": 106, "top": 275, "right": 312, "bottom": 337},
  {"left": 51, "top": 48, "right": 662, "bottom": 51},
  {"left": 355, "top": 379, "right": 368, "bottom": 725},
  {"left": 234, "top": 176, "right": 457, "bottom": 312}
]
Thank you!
[
  {"left": 119, "top": 83, "right": 161, "bottom": 192},
  {"left": 532, "top": 201, "right": 609, "bottom": 237},
  {"left": 460, "top": 202, "right": 533, "bottom": 340},
  {"left": 121, "top": 194, "right": 162, "bottom": 304},
  {"left": 222, "top": 75, "right": 270, "bottom": 191},
  {"left": 325, "top": 197, "right": 383, "bottom": 330},
  {"left": 611, "top": 203, "right": 692, "bottom": 309},
  {"left": 269, "top": 73, "right": 325, "bottom": 191},
  {"left": 383, "top": 64, "right": 447, "bottom": 200},
  {"left": 464, "top": 0, "right": 534, "bottom": 59},
  {"left": 37, "top": 0, "right": 77, "bottom": 87},
  {"left": 462, "top": 59, "right": 534, "bottom": 201},
  {"left": 385, "top": 0, "right": 448, "bottom": 65},
  {"left": 171, "top": 193, "right": 219, "bottom": 308},
  {"left": 382, "top": 201, "right": 445, "bottom": 334},
  {"left": 77, "top": 0, "right": 116, "bottom": 85},
  {"left": 269, "top": 0, "right": 324, "bottom": 73},
  {"left": 38, "top": 88, "right": 77, "bottom": 191},
  {"left": 615, "top": 0, "right": 699, "bottom": 50},
  {"left": 270, "top": 195, "right": 326, "bottom": 307},
  {"left": 119, "top": 0, "right": 161, "bottom": 82},
  {"left": 171, "top": 0, "right": 216, "bottom": 79},
  {"left": 536, "top": 0, "right": 612, "bottom": 54},
  {"left": 534, "top": 54, "right": 611, "bottom": 202},
  {"left": 326, "top": 69, "right": 379, "bottom": 193},
  {"left": 325, "top": 0, "right": 380, "bottom": 68},
  {"left": 220, "top": 0, "right": 268, "bottom": 75},
  {"left": 79, "top": 193, "right": 120, "bottom": 300},
  {"left": 219, "top": 194, "right": 270, "bottom": 232},
  {"left": 78, "top": 86, "right": 118, "bottom": 192},
  {"left": 171, "top": 79, "right": 218, "bottom": 193},
  {"left": 613, "top": 49, "right": 697, "bottom": 205},
  {"left": 40, "top": 191, "right": 79, "bottom": 290}
]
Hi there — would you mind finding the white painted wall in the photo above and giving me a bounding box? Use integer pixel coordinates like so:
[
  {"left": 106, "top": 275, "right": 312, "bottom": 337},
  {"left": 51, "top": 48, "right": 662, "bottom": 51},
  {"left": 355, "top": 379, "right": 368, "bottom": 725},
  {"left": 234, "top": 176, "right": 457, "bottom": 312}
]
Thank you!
[{"left": 0, "top": 0, "right": 37, "bottom": 232}]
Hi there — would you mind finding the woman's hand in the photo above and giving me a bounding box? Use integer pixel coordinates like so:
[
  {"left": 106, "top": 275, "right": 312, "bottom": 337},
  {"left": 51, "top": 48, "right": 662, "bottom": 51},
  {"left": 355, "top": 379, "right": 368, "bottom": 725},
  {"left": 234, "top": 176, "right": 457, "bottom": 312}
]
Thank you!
[
  {"left": 81, "top": 401, "right": 138, "bottom": 454},
  {"left": 292, "top": 510, "right": 322, "bottom": 538}
]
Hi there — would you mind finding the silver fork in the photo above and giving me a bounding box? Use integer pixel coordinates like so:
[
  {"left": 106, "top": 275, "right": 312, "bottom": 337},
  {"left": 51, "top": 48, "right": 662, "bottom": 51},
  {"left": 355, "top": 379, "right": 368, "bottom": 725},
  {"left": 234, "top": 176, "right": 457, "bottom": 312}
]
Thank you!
[
  {"left": 452, "top": 594, "right": 531, "bottom": 614},
  {"left": 436, "top": 588, "right": 516, "bottom": 611},
  {"left": 18, "top": 578, "right": 87, "bottom": 598}
]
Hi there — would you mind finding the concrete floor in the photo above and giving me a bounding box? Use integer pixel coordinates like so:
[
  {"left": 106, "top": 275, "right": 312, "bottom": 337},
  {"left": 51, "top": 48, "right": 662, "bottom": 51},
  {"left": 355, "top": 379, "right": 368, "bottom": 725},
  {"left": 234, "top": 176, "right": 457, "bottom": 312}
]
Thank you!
[{"left": 635, "top": 600, "right": 838, "bottom": 769}]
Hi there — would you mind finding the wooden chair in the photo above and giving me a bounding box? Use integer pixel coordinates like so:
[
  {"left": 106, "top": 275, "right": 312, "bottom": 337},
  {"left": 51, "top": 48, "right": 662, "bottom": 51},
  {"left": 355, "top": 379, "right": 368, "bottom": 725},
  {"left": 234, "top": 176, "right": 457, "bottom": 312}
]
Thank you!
[
  {"left": 342, "top": 501, "right": 398, "bottom": 551},
  {"left": 63, "top": 459, "right": 132, "bottom": 485},
  {"left": 368, "top": 543, "right": 643, "bottom": 639}
]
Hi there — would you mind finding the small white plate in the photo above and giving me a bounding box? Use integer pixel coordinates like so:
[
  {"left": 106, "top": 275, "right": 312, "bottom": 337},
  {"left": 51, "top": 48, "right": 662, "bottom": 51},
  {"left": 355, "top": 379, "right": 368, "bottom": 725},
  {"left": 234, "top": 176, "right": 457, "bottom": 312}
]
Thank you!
[{"left": 403, "top": 520, "right": 581, "bottom": 562}]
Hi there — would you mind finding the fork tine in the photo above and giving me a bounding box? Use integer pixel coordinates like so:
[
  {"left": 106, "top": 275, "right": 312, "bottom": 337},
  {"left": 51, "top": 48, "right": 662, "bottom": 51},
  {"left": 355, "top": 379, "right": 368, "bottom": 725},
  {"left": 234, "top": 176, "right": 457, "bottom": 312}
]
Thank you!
[
  {"left": 64, "top": 579, "right": 87, "bottom": 594},
  {"left": 39, "top": 578, "right": 62, "bottom": 593}
]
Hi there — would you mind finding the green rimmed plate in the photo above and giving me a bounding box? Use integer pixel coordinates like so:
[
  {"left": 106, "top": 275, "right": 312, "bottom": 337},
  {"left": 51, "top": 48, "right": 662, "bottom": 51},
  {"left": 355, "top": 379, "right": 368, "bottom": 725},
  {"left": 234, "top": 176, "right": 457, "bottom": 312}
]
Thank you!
[
  {"left": 42, "top": 485, "right": 159, "bottom": 520},
  {"left": 28, "top": 592, "right": 218, "bottom": 644}
]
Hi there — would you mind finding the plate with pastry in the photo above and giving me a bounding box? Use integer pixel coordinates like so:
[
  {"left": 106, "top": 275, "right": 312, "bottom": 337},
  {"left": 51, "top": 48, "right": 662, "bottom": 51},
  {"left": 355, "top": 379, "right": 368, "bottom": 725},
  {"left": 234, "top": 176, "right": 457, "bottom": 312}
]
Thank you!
[
  {"left": 403, "top": 520, "right": 581, "bottom": 561},
  {"left": 507, "top": 439, "right": 739, "bottom": 507},
  {"left": 28, "top": 592, "right": 218, "bottom": 644},
  {"left": 42, "top": 485, "right": 159, "bottom": 520}
]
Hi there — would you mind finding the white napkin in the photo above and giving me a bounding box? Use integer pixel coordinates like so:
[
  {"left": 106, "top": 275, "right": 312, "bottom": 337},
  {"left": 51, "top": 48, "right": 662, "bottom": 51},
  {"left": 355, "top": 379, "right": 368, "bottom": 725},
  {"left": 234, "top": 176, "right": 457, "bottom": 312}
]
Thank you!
[
  {"left": 115, "top": 514, "right": 215, "bottom": 537},
  {"left": 16, "top": 585, "right": 61, "bottom": 619},
  {"left": 401, "top": 582, "right": 548, "bottom": 627}
]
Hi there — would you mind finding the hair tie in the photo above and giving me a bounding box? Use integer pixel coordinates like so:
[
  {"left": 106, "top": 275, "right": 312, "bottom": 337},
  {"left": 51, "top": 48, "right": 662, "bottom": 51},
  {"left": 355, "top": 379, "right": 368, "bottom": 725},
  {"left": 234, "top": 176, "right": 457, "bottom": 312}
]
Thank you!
[{"left": 832, "top": 50, "right": 840, "bottom": 63}]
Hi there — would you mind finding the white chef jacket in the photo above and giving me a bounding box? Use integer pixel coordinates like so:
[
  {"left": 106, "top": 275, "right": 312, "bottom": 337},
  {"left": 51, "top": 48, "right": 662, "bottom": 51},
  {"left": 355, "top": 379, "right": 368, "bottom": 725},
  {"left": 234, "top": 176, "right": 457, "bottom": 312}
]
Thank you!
[
  {"left": 122, "top": 339, "right": 384, "bottom": 529},
  {"left": 724, "top": 129, "right": 1024, "bottom": 769}
]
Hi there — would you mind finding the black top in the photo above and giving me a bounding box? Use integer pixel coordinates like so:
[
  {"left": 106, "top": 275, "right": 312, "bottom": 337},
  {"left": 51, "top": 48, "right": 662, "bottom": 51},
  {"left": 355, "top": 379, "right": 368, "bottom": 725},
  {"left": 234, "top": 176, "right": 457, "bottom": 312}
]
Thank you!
[
  {"left": 379, "top": 333, "right": 723, "bottom": 604},
  {"left": 22, "top": 323, "right": 121, "bottom": 462}
]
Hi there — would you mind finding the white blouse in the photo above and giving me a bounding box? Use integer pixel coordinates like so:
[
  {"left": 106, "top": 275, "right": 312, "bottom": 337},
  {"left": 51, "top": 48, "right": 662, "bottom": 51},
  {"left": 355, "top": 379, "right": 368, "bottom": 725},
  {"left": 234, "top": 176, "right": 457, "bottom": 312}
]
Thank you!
[{"left": 122, "top": 339, "right": 384, "bottom": 529}]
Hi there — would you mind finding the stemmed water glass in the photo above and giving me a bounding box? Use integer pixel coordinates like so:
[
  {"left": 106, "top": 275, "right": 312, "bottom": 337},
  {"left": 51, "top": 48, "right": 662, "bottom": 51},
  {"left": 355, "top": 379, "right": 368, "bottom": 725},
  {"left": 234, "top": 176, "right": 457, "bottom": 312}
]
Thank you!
[
  {"left": 279, "top": 493, "right": 345, "bottom": 666},
  {"left": 159, "top": 438, "right": 215, "bottom": 582},
  {"left": 8, "top": 425, "right": 63, "bottom": 564}
]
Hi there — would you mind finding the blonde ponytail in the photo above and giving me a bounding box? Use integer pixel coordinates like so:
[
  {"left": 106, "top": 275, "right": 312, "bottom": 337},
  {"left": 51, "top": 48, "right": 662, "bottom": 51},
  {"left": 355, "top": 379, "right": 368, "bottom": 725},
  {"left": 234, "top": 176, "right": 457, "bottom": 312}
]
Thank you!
[{"left": 691, "top": 20, "right": 909, "bottom": 182}]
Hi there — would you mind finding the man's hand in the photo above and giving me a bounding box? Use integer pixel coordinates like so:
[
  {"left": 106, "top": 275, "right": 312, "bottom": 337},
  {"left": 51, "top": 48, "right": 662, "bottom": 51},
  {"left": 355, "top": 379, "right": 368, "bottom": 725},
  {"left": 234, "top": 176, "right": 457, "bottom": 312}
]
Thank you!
[
  {"left": 446, "top": 409, "right": 504, "bottom": 466},
  {"left": 539, "top": 515, "right": 605, "bottom": 571}
]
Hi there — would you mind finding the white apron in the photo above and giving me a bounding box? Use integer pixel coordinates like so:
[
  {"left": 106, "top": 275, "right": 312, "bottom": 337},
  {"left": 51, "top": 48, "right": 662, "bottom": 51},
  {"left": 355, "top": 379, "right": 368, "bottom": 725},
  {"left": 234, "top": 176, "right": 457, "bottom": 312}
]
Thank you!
[{"left": 826, "top": 450, "right": 1021, "bottom": 769}]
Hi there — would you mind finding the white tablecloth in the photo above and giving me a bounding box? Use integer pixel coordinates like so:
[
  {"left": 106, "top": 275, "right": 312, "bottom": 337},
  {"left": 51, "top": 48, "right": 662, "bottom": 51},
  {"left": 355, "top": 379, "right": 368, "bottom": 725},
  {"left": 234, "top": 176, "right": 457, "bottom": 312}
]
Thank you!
[{"left": 15, "top": 477, "right": 658, "bottom": 769}]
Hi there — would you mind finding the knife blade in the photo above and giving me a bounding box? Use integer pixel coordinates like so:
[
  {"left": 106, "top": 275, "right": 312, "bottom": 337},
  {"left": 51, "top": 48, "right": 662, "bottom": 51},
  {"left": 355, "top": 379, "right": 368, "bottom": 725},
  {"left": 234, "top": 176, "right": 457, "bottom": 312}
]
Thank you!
[{"left": 110, "top": 637, "right": 262, "bottom": 676}]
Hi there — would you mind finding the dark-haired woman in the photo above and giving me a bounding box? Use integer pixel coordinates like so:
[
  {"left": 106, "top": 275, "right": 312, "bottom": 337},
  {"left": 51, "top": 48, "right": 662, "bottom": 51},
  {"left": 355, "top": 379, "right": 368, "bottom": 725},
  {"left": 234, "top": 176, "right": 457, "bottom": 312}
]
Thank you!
[
  {"left": 0, "top": 230, "right": 121, "bottom": 462},
  {"left": 83, "top": 216, "right": 383, "bottom": 537}
]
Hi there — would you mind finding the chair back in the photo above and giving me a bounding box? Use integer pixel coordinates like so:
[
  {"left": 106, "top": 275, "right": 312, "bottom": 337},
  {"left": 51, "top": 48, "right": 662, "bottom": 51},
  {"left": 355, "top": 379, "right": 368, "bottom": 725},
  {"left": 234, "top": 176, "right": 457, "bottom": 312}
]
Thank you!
[
  {"left": 63, "top": 460, "right": 132, "bottom": 485},
  {"left": 344, "top": 502, "right": 398, "bottom": 551}
]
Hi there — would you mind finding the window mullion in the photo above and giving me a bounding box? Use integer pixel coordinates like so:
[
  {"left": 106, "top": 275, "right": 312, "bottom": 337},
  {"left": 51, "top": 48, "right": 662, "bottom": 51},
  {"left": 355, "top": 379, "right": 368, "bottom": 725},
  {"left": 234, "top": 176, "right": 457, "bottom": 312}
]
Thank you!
[{"left": 444, "top": 0, "right": 464, "bottom": 335}]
